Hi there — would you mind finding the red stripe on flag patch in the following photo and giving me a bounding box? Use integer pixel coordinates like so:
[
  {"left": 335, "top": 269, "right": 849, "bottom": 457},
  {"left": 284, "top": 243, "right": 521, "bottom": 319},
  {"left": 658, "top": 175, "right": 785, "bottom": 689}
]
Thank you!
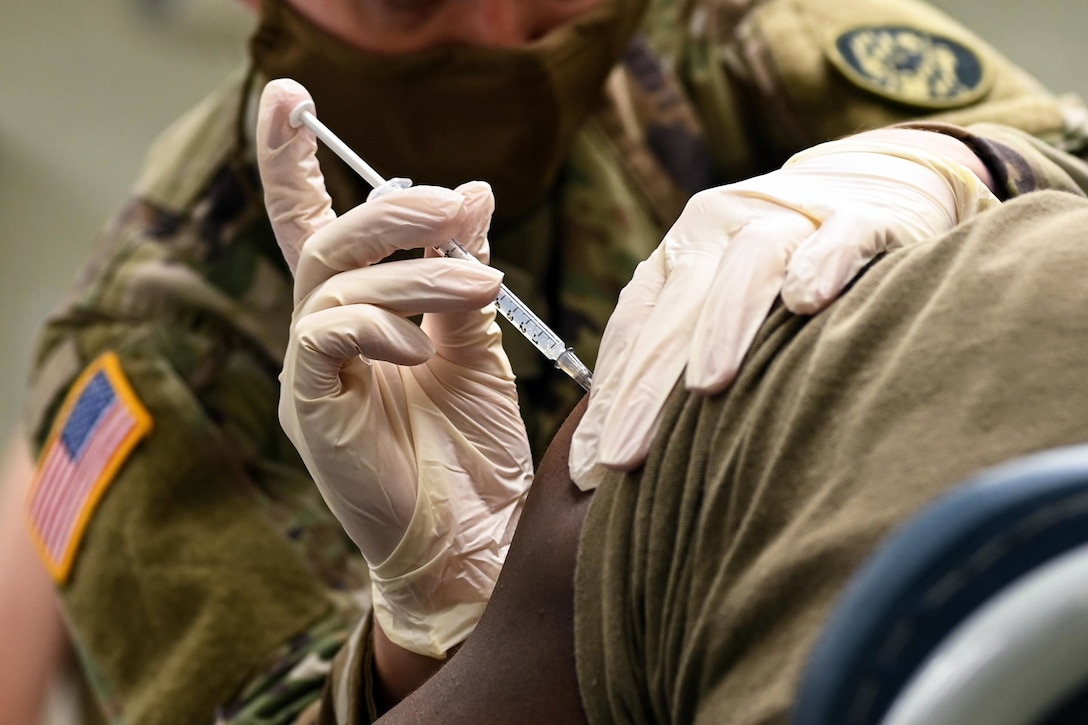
[{"left": 26, "top": 352, "right": 152, "bottom": 583}]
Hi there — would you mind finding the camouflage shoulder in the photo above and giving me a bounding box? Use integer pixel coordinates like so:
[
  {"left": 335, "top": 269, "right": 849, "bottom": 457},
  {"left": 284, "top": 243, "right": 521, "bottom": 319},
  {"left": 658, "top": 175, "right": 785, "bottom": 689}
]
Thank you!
[
  {"left": 709, "top": 0, "right": 1087, "bottom": 165},
  {"left": 964, "top": 121, "right": 1088, "bottom": 197},
  {"left": 134, "top": 66, "right": 252, "bottom": 215},
  {"left": 897, "top": 117, "right": 1088, "bottom": 198},
  {"left": 223, "top": 612, "right": 377, "bottom": 725}
]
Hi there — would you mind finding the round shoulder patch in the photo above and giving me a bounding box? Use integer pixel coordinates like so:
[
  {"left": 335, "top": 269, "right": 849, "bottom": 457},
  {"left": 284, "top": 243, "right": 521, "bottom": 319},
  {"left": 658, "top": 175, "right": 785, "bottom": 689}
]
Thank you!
[{"left": 827, "top": 25, "right": 993, "bottom": 109}]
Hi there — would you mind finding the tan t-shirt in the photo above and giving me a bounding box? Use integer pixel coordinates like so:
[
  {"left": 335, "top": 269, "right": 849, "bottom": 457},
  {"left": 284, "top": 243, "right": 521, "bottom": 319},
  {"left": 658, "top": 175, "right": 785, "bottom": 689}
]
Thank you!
[{"left": 576, "top": 189, "right": 1088, "bottom": 724}]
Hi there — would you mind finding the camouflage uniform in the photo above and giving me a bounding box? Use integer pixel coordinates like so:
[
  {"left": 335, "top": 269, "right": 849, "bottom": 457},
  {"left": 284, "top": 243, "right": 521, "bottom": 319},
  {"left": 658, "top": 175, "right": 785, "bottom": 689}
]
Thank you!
[{"left": 20, "top": 0, "right": 1088, "bottom": 723}]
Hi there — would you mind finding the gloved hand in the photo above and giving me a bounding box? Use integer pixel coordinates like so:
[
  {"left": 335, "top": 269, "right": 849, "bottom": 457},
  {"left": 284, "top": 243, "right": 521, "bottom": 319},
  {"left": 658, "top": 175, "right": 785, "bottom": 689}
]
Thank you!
[
  {"left": 257, "top": 78, "right": 533, "bottom": 658},
  {"left": 571, "top": 129, "right": 1000, "bottom": 490}
]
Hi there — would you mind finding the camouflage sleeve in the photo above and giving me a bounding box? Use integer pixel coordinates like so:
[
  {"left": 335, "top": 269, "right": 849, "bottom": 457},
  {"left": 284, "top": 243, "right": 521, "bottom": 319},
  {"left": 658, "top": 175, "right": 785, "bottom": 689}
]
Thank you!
[
  {"left": 678, "top": 0, "right": 1088, "bottom": 178},
  {"left": 899, "top": 121, "right": 1088, "bottom": 199},
  {"left": 218, "top": 614, "right": 367, "bottom": 725},
  {"left": 22, "top": 173, "right": 371, "bottom": 724}
]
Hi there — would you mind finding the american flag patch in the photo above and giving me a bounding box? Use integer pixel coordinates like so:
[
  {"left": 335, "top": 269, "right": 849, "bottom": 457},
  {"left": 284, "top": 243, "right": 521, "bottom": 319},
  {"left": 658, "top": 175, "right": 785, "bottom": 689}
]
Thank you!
[{"left": 26, "top": 352, "right": 152, "bottom": 583}]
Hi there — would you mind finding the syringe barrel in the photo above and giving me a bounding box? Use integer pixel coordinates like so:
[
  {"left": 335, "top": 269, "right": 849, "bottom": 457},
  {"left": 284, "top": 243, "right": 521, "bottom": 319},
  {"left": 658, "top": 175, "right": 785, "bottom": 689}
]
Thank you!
[{"left": 438, "top": 241, "right": 568, "bottom": 361}]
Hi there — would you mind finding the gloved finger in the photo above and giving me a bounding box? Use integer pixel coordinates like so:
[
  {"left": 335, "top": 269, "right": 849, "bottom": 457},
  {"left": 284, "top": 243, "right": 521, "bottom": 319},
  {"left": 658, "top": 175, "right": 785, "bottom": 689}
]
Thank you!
[
  {"left": 780, "top": 212, "right": 890, "bottom": 316},
  {"left": 595, "top": 245, "right": 671, "bottom": 388},
  {"left": 591, "top": 193, "right": 790, "bottom": 469},
  {"left": 421, "top": 181, "right": 503, "bottom": 364},
  {"left": 292, "top": 304, "right": 436, "bottom": 400},
  {"left": 295, "top": 185, "right": 470, "bottom": 305},
  {"left": 297, "top": 257, "right": 503, "bottom": 319},
  {"left": 592, "top": 242, "right": 721, "bottom": 471},
  {"left": 569, "top": 246, "right": 667, "bottom": 490},
  {"left": 448, "top": 181, "right": 495, "bottom": 262},
  {"left": 255, "top": 79, "right": 336, "bottom": 276},
  {"left": 421, "top": 303, "right": 508, "bottom": 375},
  {"left": 572, "top": 188, "right": 760, "bottom": 486},
  {"left": 685, "top": 211, "right": 817, "bottom": 394}
]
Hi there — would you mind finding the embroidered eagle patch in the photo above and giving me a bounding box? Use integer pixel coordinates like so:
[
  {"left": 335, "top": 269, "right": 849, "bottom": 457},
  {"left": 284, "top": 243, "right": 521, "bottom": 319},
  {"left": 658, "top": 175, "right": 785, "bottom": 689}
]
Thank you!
[
  {"left": 26, "top": 352, "right": 152, "bottom": 583},
  {"left": 828, "top": 25, "right": 992, "bottom": 109}
]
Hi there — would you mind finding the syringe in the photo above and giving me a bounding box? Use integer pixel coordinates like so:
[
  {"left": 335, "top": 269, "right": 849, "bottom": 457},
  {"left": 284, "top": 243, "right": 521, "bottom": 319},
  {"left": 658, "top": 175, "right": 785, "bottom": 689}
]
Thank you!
[{"left": 287, "top": 101, "right": 593, "bottom": 392}]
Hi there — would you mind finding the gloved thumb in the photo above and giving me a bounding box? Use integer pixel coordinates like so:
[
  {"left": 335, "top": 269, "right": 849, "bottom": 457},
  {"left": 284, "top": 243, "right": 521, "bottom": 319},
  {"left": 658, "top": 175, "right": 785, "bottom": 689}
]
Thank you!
[
  {"left": 781, "top": 213, "right": 891, "bottom": 316},
  {"left": 256, "top": 78, "right": 336, "bottom": 276}
]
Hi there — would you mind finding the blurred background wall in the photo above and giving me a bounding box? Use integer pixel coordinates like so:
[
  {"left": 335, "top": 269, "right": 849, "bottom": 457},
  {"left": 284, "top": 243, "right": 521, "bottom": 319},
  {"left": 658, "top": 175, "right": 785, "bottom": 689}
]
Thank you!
[{"left": 0, "top": 1, "right": 1084, "bottom": 722}]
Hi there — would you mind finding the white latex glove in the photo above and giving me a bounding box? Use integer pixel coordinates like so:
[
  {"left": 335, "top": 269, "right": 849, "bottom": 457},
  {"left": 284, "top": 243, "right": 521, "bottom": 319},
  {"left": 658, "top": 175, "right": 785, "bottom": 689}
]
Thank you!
[
  {"left": 257, "top": 79, "right": 533, "bottom": 658},
  {"left": 571, "top": 129, "right": 1000, "bottom": 490}
]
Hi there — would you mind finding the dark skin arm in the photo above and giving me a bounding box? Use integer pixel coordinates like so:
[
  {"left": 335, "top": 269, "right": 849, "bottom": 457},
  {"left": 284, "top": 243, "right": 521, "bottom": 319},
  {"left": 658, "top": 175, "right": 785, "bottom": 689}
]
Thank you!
[{"left": 376, "top": 397, "right": 593, "bottom": 724}]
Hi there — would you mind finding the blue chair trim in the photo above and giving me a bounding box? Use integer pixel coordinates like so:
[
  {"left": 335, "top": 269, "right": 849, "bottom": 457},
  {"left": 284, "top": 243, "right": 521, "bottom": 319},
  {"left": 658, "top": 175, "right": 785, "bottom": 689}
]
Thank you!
[{"left": 792, "top": 444, "right": 1088, "bottom": 725}]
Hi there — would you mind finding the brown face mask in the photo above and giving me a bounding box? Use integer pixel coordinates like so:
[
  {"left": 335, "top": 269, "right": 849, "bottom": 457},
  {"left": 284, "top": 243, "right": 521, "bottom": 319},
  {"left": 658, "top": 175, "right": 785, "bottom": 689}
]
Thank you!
[{"left": 249, "top": 0, "right": 647, "bottom": 223}]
